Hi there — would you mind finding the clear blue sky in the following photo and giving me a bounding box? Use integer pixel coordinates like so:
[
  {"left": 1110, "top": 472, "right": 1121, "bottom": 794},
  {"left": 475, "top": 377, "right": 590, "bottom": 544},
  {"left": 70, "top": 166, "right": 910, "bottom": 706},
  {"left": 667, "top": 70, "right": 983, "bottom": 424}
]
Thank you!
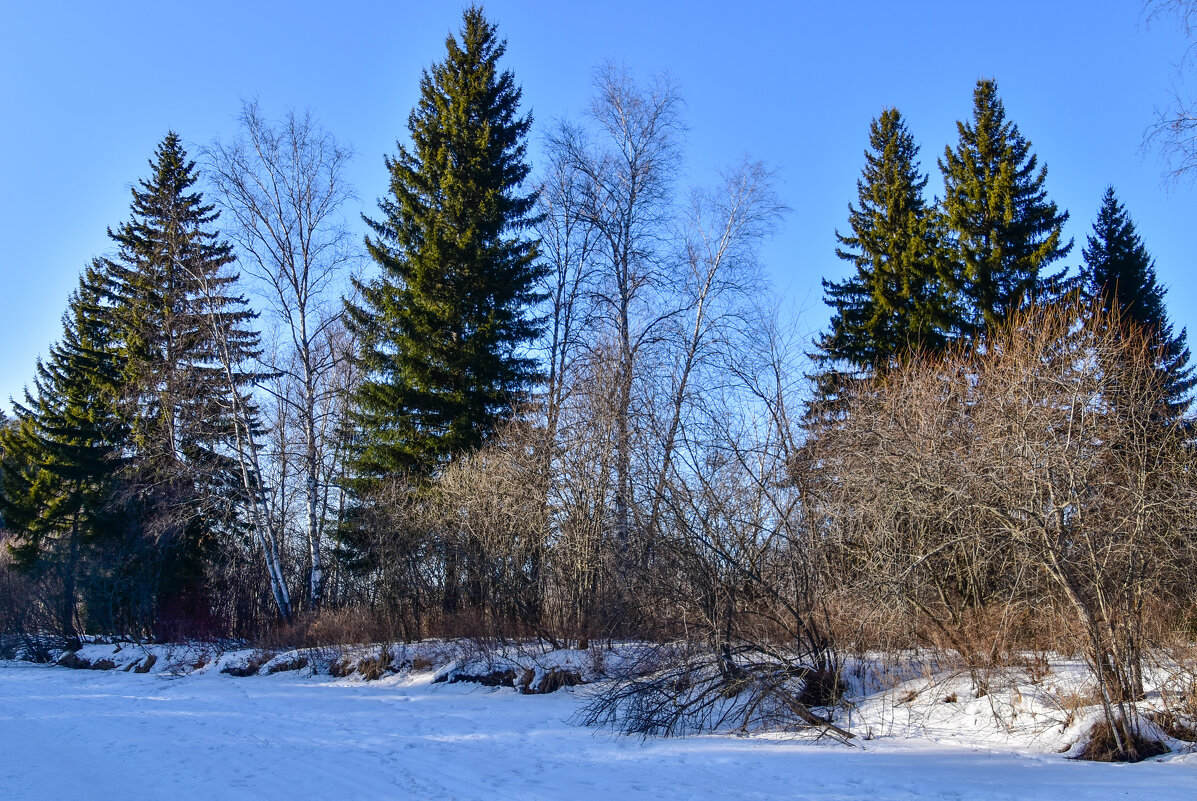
[{"left": 2, "top": 1, "right": 1195, "bottom": 410}]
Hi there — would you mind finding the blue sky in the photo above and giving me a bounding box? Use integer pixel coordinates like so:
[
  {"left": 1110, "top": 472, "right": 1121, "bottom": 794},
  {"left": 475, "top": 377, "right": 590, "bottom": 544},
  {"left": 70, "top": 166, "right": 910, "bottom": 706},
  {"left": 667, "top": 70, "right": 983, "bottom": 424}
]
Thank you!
[{"left": 2, "top": 1, "right": 1194, "bottom": 409}]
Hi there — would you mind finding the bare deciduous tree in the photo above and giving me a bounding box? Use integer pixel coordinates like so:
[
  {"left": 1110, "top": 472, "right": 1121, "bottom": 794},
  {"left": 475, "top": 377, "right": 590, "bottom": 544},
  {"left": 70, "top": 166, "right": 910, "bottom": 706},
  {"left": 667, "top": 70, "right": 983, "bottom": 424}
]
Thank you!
[
  {"left": 205, "top": 101, "right": 357, "bottom": 609},
  {"left": 548, "top": 66, "right": 684, "bottom": 549},
  {"left": 1145, "top": 0, "right": 1197, "bottom": 181},
  {"left": 644, "top": 162, "right": 785, "bottom": 539}
]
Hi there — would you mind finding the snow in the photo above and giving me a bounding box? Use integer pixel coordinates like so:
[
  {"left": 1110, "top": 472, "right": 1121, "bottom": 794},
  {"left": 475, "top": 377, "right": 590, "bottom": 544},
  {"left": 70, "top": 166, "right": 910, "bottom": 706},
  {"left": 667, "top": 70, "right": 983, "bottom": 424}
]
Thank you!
[{"left": 1, "top": 650, "right": 1195, "bottom": 800}]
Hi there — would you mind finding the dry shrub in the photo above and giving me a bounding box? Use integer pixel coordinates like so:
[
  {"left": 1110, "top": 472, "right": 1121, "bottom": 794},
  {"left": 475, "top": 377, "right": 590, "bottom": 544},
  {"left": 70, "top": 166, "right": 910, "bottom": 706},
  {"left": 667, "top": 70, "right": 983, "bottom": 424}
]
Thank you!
[
  {"left": 302, "top": 608, "right": 396, "bottom": 647},
  {"left": 1153, "top": 661, "right": 1197, "bottom": 734},
  {"left": 420, "top": 607, "right": 503, "bottom": 642},
  {"left": 1021, "top": 652, "right": 1053, "bottom": 685},
  {"left": 820, "top": 591, "right": 916, "bottom": 658},
  {"left": 1048, "top": 686, "right": 1107, "bottom": 732},
  {"left": 0, "top": 546, "right": 63, "bottom": 658},
  {"left": 806, "top": 300, "right": 1197, "bottom": 758},
  {"left": 580, "top": 642, "right": 852, "bottom": 742},
  {"left": 254, "top": 607, "right": 401, "bottom": 651}
]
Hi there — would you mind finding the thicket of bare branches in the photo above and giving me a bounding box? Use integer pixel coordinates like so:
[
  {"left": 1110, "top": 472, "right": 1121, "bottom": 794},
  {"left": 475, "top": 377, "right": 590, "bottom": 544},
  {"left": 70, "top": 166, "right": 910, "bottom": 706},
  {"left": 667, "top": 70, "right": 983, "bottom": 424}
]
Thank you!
[
  {"left": 353, "top": 295, "right": 1196, "bottom": 754},
  {"left": 804, "top": 299, "right": 1197, "bottom": 758}
]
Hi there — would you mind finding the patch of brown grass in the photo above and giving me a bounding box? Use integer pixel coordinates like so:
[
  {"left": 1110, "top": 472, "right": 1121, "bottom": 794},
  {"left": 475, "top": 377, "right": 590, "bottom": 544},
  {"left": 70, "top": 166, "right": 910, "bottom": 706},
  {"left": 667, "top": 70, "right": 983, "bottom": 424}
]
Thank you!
[
  {"left": 255, "top": 608, "right": 402, "bottom": 651},
  {"left": 1075, "top": 718, "right": 1168, "bottom": 763},
  {"left": 357, "top": 647, "right": 394, "bottom": 681}
]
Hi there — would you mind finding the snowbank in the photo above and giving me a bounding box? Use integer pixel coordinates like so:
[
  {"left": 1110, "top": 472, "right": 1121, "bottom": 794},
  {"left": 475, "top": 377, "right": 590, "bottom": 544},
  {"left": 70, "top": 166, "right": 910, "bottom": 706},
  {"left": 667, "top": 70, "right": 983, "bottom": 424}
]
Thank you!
[{"left": 1, "top": 653, "right": 1195, "bottom": 800}]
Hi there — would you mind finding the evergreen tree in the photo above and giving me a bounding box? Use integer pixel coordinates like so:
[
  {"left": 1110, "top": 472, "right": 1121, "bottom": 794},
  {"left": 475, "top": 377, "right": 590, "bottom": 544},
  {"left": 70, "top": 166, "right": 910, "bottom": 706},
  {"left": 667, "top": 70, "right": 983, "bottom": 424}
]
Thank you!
[
  {"left": 346, "top": 7, "right": 542, "bottom": 483},
  {"left": 939, "top": 79, "right": 1072, "bottom": 336},
  {"left": 816, "top": 108, "right": 951, "bottom": 389},
  {"left": 103, "top": 132, "right": 263, "bottom": 628},
  {"left": 0, "top": 261, "right": 126, "bottom": 641},
  {"left": 1082, "top": 186, "right": 1193, "bottom": 416}
]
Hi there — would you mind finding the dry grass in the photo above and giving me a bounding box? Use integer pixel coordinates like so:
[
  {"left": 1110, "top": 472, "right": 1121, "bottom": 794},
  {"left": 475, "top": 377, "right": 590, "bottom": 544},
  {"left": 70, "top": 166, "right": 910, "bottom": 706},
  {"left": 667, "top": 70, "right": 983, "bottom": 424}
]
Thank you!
[
  {"left": 1075, "top": 718, "right": 1167, "bottom": 763},
  {"left": 1048, "top": 687, "right": 1101, "bottom": 729},
  {"left": 356, "top": 646, "right": 395, "bottom": 681},
  {"left": 254, "top": 608, "right": 403, "bottom": 651}
]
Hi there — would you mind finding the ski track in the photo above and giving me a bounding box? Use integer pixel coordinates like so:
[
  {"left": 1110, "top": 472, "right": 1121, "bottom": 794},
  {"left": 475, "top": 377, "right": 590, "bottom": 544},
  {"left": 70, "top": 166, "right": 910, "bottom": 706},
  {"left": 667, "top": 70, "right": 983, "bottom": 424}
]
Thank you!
[{"left": 1, "top": 661, "right": 1194, "bottom": 800}]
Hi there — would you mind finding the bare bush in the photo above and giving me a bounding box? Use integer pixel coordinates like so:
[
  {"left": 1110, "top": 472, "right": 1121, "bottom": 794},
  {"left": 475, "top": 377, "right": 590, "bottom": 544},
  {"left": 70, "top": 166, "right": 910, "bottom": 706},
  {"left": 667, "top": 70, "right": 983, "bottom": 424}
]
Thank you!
[
  {"left": 805, "top": 299, "right": 1197, "bottom": 760},
  {"left": 429, "top": 418, "right": 554, "bottom": 642},
  {"left": 0, "top": 542, "right": 63, "bottom": 658}
]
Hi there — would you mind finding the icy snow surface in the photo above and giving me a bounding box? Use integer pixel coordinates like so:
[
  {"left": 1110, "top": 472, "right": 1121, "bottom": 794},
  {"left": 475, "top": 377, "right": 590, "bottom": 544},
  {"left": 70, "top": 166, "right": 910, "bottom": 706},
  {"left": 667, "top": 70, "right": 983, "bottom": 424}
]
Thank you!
[{"left": 1, "top": 657, "right": 1194, "bottom": 800}]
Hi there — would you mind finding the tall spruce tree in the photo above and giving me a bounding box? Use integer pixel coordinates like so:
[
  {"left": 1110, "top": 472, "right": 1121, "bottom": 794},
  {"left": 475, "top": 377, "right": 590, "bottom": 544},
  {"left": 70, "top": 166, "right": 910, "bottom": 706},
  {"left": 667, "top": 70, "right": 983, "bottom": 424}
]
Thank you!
[
  {"left": 1082, "top": 186, "right": 1193, "bottom": 416},
  {"left": 0, "top": 261, "right": 127, "bottom": 641},
  {"left": 939, "top": 79, "right": 1072, "bottom": 336},
  {"left": 346, "top": 7, "right": 542, "bottom": 483},
  {"left": 104, "top": 132, "right": 263, "bottom": 628},
  {"left": 816, "top": 107, "right": 951, "bottom": 392}
]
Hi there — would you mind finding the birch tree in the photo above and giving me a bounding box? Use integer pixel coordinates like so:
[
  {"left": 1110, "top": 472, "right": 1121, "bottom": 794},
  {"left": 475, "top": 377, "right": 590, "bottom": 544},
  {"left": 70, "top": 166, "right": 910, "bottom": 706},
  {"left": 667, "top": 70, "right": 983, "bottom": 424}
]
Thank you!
[
  {"left": 547, "top": 65, "right": 684, "bottom": 550},
  {"left": 205, "top": 101, "right": 357, "bottom": 609}
]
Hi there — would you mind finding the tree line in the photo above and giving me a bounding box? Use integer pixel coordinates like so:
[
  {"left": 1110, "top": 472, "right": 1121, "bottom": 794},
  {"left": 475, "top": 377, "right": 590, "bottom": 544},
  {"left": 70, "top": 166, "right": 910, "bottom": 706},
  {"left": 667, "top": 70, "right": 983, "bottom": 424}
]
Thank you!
[{"left": 1, "top": 5, "right": 1195, "bottom": 759}]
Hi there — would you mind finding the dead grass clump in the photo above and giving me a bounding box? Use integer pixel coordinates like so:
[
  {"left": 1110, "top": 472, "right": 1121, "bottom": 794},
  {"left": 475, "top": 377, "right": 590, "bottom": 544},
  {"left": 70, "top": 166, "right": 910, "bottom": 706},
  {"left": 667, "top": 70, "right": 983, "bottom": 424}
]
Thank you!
[
  {"left": 221, "top": 650, "right": 273, "bottom": 678},
  {"left": 524, "top": 668, "right": 583, "bottom": 694},
  {"left": 1050, "top": 688, "right": 1100, "bottom": 728},
  {"left": 1075, "top": 719, "right": 1168, "bottom": 763},
  {"left": 357, "top": 647, "right": 395, "bottom": 681},
  {"left": 266, "top": 655, "right": 309, "bottom": 674},
  {"left": 57, "top": 651, "right": 90, "bottom": 669},
  {"left": 1148, "top": 710, "right": 1197, "bottom": 742}
]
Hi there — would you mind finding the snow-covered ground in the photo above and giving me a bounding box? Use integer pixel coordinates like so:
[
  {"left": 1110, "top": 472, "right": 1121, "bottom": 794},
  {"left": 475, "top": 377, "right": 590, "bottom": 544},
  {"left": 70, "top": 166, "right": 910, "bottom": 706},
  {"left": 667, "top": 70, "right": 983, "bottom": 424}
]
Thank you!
[{"left": 1, "top": 650, "right": 1195, "bottom": 800}]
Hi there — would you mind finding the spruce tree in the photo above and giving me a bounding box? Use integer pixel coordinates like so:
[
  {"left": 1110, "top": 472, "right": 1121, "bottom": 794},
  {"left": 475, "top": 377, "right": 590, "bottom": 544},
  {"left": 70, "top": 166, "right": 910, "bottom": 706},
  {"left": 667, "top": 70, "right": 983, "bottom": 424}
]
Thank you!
[
  {"left": 0, "top": 261, "right": 127, "bottom": 641},
  {"left": 346, "top": 7, "right": 542, "bottom": 483},
  {"left": 103, "top": 132, "right": 263, "bottom": 627},
  {"left": 1082, "top": 186, "right": 1193, "bottom": 416},
  {"left": 816, "top": 107, "right": 951, "bottom": 390},
  {"left": 939, "top": 79, "right": 1072, "bottom": 336}
]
